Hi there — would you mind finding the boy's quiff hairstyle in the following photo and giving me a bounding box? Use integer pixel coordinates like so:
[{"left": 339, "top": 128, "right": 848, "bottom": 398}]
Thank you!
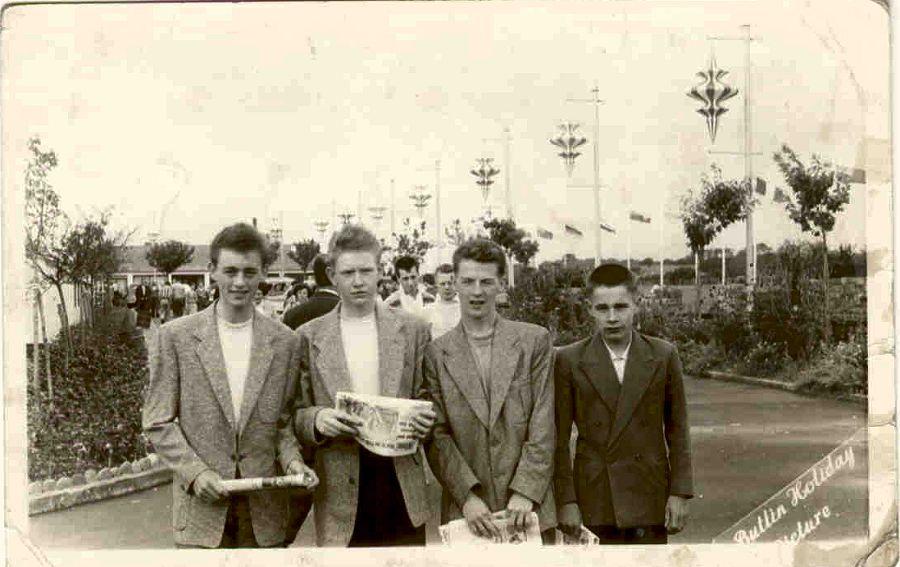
[
  {"left": 586, "top": 263, "right": 638, "bottom": 296},
  {"left": 210, "top": 222, "right": 271, "bottom": 268},
  {"left": 435, "top": 263, "right": 455, "bottom": 276},
  {"left": 452, "top": 238, "right": 507, "bottom": 277},
  {"left": 393, "top": 255, "right": 420, "bottom": 275},
  {"left": 327, "top": 224, "right": 382, "bottom": 266}
]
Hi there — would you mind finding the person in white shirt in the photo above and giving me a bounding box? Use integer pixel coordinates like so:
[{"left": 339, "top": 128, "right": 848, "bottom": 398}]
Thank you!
[
  {"left": 384, "top": 255, "right": 434, "bottom": 318},
  {"left": 142, "top": 222, "right": 318, "bottom": 548},
  {"left": 293, "top": 224, "right": 437, "bottom": 547},
  {"left": 423, "top": 263, "right": 460, "bottom": 339}
]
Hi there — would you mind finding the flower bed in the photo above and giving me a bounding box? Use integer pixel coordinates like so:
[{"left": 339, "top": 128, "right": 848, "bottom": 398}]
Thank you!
[{"left": 27, "top": 319, "right": 151, "bottom": 481}]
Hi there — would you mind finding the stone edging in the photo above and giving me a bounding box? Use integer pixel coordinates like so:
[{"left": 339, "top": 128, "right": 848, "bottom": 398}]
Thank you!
[
  {"left": 705, "top": 370, "right": 867, "bottom": 405},
  {"left": 29, "top": 454, "right": 172, "bottom": 516}
]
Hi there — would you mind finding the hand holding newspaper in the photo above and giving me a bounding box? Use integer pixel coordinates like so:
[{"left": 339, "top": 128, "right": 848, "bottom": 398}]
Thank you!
[
  {"left": 335, "top": 391, "right": 434, "bottom": 457},
  {"left": 439, "top": 511, "right": 542, "bottom": 546},
  {"left": 220, "top": 472, "right": 317, "bottom": 495}
]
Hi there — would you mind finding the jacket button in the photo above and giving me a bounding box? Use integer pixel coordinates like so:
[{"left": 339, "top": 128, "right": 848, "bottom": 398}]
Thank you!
[
  {"left": 230, "top": 454, "right": 237, "bottom": 462},
  {"left": 349, "top": 477, "right": 356, "bottom": 486},
  {"left": 634, "top": 454, "right": 643, "bottom": 462}
]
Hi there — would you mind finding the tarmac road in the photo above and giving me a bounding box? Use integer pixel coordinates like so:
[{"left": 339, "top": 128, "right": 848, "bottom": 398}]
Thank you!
[{"left": 28, "top": 375, "right": 867, "bottom": 549}]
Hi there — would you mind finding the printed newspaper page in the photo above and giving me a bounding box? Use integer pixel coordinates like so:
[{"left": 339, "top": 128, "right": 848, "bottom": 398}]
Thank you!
[
  {"left": 335, "top": 391, "right": 433, "bottom": 457},
  {"left": 439, "top": 511, "right": 542, "bottom": 546}
]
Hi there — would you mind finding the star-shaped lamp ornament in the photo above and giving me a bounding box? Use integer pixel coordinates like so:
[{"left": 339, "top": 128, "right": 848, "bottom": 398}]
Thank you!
[{"left": 687, "top": 55, "right": 739, "bottom": 144}]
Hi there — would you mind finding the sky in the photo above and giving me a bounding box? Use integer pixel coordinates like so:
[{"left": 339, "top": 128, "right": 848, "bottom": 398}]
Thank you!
[{"left": 2, "top": 0, "right": 890, "bottom": 266}]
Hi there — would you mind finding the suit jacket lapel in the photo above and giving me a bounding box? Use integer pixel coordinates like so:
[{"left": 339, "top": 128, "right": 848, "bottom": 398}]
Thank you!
[
  {"left": 376, "top": 302, "right": 406, "bottom": 398},
  {"left": 313, "top": 307, "right": 353, "bottom": 404},
  {"left": 194, "top": 304, "right": 237, "bottom": 431},
  {"left": 237, "top": 314, "right": 276, "bottom": 435},
  {"left": 488, "top": 317, "right": 521, "bottom": 429},
  {"left": 577, "top": 334, "right": 621, "bottom": 413},
  {"left": 441, "top": 326, "right": 490, "bottom": 429},
  {"left": 609, "top": 333, "right": 658, "bottom": 447}
]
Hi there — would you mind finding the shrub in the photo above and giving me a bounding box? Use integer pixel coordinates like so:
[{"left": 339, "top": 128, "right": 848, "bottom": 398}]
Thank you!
[
  {"left": 27, "top": 317, "right": 150, "bottom": 480},
  {"left": 794, "top": 332, "right": 867, "bottom": 396},
  {"left": 679, "top": 340, "right": 723, "bottom": 377},
  {"left": 502, "top": 265, "right": 593, "bottom": 346},
  {"left": 734, "top": 339, "right": 791, "bottom": 377}
]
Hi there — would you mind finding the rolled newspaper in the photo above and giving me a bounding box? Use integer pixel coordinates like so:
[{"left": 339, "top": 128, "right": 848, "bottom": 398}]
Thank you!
[
  {"left": 220, "top": 473, "right": 316, "bottom": 494},
  {"left": 335, "top": 391, "right": 433, "bottom": 457}
]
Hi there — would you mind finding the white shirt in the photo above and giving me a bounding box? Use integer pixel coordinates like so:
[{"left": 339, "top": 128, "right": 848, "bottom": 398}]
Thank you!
[
  {"left": 398, "top": 290, "right": 427, "bottom": 318},
  {"left": 340, "top": 311, "right": 381, "bottom": 396},
  {"left": 424, "top": 297, "right": 461, "bottom": 339},
  {"left": 216, "top": 311, "right": 254, "bottom": 425},
  {"left": 603, "top": 338, "right": 632, "bottom": 384}
]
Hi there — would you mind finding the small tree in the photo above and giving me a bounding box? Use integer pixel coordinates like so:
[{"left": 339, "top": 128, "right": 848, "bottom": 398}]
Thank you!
[
  {"left": 679, "top": 164, "right": 753, "bottom": 312},
  {"left": 773, "top": 144, "right": 850, "bottom": 342},
  {"left": 445, "top": 218, "right": 467, "bottom": 247},
  {"left": 483, "top": 218, "right": 540, "bottom": 285},
  {"left": 24, "top": 137, "right": 74, "bottom": 369},
  {"left": 146, "top": 240, "right": 195, "bottom": 280},
  {"left": 391, "top": 218, "right": 432, "bottom": 262},
  {"left": 287, "top": 239, "right": 321, "bottom": 271},
  {"left": 63, "top": 210, "right": 130, "bottom": 323},
  {"left": 514, "top": 239, "right": 540, "bottom": 267}
]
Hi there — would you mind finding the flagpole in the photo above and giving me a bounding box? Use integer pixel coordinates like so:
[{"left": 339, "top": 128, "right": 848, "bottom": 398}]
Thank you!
[
  {"left": 626, "top": 218, "right": 632, "bottom": 271},
  {"left": 658, "top": 193, "right": 665, "bottom": 287},
  {"left": 721, "top": 247, "right": 726, "bottom": 285}
]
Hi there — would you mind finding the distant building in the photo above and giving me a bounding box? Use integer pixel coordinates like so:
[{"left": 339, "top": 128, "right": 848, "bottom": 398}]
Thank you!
[{"left": 113, "top": 244, "right": 306, "bottom": 288}]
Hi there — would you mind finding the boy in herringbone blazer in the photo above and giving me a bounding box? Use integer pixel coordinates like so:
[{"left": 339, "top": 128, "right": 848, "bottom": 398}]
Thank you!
[{"left": 143, "top": 223, "right": 317, "bottom": 548}]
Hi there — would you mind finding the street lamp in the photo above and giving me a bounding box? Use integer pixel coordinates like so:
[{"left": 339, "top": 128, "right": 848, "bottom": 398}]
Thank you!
[
  {"left": 549, "top": 122, "right": 588, "bottom": 177},
  {"left": 470, "top": 157, "right": 500, "bottom": 220},
  {"left": 687, "top": 55, "right": 739, "bottom": 144},
  {"left": 688, "top": 26, "right": 759, "bottom": 288},
  {"left": 313, "top": 220, "right": 329, "bottom": 247},
  {"left": 369, "top": 206, "right": 387, "bottom": 223},
  {"left": 551, "top": 85, "right": 604, "bottom": 265},
  {"left": 409, "top": 186, "right": 431, "bottom": 219}
]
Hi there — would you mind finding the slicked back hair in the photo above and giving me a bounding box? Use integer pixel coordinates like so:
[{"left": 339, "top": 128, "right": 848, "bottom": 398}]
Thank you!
[
  {"left": 210, "top": 223, "right": 270, "bottom": 268},
  {"left": 393, "top": 255, "right": 419, "bottom": 277},
  {"left": 452, "top": 238, "right": 507, "bottom": 278},
  {"left": 328, "top": 224, "right": 382, "bottom": 266},
  {"left": 311, "top": 254, "right": 332, "bottom": 287},
  {"left": 586, "top": 263, "right": 638, "bottom": 296}
]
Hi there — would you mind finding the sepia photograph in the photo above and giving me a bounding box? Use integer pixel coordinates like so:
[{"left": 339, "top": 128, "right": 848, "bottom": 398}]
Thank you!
[{"left": 2, "top": 0, "right": 894, "bottom": 565}]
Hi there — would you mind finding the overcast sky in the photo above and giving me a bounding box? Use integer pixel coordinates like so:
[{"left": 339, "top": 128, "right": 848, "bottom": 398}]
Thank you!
[{"left": 2, "top": 0, "right": 889, "bottom": 265}]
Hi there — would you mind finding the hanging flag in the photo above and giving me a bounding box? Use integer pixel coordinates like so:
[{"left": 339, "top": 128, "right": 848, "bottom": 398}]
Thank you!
[
  {"left": 755, "top": 177, "right": 767, "bottom": 195},
  {"left": 564, "top": 224, "right": 583, "bottom": 237},
  {"left": 536, "top": 228, "right": 554, "bottom": 240},
  {"left": 772, "top": 187, "right": 791, "bottom": 204},
  {"left": 629, "top": 211, "right": 652, "bottom": 224},
  {"left": 600, "top": 222, "right": 617, "bottom": 234},
  {"left": 847, "top": 168, "right": 866, "bottom": 184}
]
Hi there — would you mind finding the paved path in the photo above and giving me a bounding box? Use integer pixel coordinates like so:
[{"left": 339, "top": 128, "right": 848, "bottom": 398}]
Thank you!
[{"left": 29, "top": 376, "right": 867, "bottom": 548}]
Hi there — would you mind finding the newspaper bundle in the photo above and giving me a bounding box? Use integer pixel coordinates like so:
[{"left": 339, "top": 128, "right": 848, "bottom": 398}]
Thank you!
[
  {"left": 335, "top": 391, "right": 433, "bottom": 458},
  {"left": 220, "top": 472, "right": 316, "bottom": 494},
  {"left": 438, "top": 511, "right": 542, "bottom": 546}
]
